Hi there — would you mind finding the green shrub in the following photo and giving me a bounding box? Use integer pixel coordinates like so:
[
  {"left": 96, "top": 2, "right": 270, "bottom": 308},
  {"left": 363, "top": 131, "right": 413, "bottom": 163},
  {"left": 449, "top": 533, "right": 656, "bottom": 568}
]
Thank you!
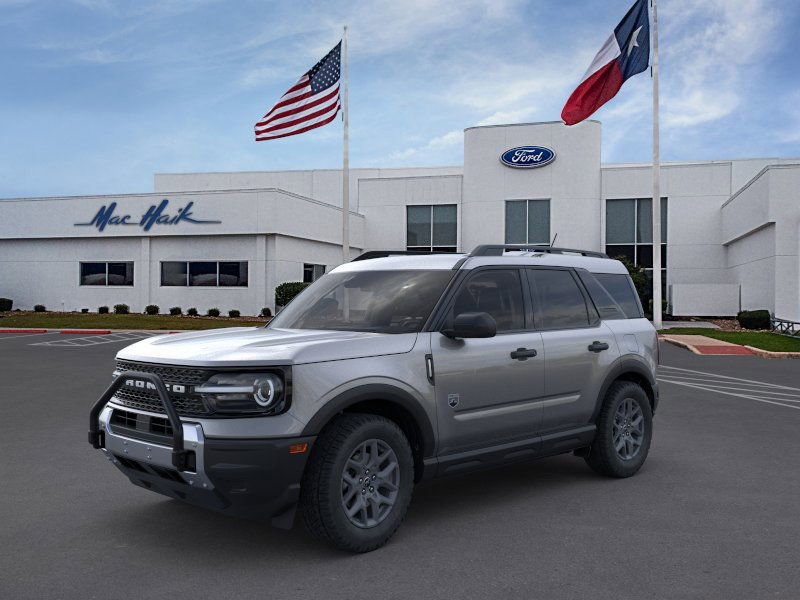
[
  {"left": 144, "top": 304, "right": 159, "bottom": 315},
  {"left": 81, "top": 308, "right": 89, "bottom": 313},
  {"left": 207, "top": 308, "right": 220, "bottom": 317},
  {"left": 113, "top": 304, "right": 129, "bottom": 315},
  {"left": 169, "top": 306, "right": 182, "bottom": 316},
  {"left": 275, "top": 282, "right": 310, "bottom": 307},
  {"left": 187, "top": 307, "right": 198, "bottom": 316},
  {"left": 98, "top": 306, "right": 109, "bottom": 314},
  {"left": 260, "top": 307, "right": 272, "bottom": 318},
  {"left": 34, "top": 304, "right": 46, "bottom": 312},
  {"left": 737, "top": 309, "right": 771, "bottom": 330},
  {"left": 228, "top": 309, "right": 240, "bottom": 318},
  {"left": 0, "top": 298, "right": 12, "bottom": 312}
]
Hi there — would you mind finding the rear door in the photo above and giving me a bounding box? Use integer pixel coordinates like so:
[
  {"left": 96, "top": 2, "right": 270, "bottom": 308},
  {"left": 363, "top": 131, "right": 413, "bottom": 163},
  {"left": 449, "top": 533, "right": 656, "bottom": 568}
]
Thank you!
[
  {"left": 526, "top": 268, "right": 621, "bottom": 433},
  {"left": 431, "top": 268, "right": 545, "bottom": 455}
]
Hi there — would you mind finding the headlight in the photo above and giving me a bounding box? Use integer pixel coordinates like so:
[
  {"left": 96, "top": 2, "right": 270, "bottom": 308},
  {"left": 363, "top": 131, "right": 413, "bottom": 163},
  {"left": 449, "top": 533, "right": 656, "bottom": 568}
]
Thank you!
[{"left": 196, "top": 372, "right": 285, "bottom": 415}]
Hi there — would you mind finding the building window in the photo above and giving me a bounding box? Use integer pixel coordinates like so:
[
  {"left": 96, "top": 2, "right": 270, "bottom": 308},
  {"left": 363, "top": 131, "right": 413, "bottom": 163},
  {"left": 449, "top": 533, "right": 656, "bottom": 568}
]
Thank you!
[
  {"left": 505, "top": 199, "right": 551, "bottom": 245},
  {"left": 406, "top": 204, "right": 457, "bottom": 252},
  {"left": 303, "top": 263, "right": 326, "bottom": 283},
  {"left": 80, "top": 262, "right": 134, "bottom": 286},
  {"left": 605, "top": 197, "right": 668, "bottom": 294},
  {"left": 160, "top": 261, "right": 248, "bottom": 287}
]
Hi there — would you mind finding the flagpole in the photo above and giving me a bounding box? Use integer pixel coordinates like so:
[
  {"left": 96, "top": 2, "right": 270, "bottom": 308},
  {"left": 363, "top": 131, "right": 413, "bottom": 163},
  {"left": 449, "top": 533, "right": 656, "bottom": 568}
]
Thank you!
[
  {"left": 341, "top": 25, "right": 350, "bottom": 264},
  {"left": 651, "top": 0, "right": 662, "bottom": 330}
]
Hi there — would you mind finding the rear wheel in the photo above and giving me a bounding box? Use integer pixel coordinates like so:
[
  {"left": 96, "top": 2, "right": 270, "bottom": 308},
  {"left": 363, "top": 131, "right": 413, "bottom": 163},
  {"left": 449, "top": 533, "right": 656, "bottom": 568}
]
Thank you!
[
  {"left": 585, "top": 381, "right": 653, "bottom": 478},
  {"left": 300, "top": 413, "right": 414, "bottom": 552}
]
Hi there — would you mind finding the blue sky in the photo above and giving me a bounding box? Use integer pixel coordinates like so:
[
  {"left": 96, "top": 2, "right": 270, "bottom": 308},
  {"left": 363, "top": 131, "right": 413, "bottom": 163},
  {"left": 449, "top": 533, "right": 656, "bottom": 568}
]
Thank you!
[{"left": 1, "top": 0, "right": 799, "bottom": 198}]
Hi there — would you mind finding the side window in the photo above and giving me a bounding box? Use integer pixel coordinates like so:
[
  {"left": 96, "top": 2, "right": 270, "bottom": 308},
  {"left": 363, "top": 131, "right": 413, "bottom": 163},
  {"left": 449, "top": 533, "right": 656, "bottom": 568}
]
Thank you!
[
  {"left": 577, "top": 271, "right": 627, "bottom": 320},
  {"left": 529, "top": 269, "right": 590, "bottom": 329},
  {"left": 593, "top": 273, "right": 643, "bottom": 319},
  {"left": 449, "top": 270, "right": 525, "bottom": 332}
]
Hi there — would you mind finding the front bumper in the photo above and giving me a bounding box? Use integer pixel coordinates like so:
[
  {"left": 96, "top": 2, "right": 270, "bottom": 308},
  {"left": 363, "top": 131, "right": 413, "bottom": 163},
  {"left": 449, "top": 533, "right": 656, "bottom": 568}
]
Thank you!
[{"left": 89, "top": 372, "right": 314, "bottom": 528}]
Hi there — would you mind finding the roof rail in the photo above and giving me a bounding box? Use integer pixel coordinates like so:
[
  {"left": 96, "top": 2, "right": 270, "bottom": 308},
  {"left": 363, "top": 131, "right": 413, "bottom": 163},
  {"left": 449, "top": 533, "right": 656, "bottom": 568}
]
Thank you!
[
  {"left": 351, "top": 250, "right": 457, "bottom": 262},
  {"left": 469, "top": 244, "right": 609, "bottom": 259}
]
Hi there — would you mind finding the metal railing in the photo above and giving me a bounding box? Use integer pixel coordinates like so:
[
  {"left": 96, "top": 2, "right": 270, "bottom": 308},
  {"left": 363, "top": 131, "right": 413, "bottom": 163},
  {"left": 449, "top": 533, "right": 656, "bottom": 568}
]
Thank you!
[{"left": 772, "top": 317, "right": 800, "bottom": 338}]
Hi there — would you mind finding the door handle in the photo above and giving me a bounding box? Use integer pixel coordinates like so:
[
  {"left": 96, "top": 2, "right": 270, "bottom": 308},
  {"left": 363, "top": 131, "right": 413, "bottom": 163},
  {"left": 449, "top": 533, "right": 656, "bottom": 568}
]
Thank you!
[
  {"left": 510, "top": 347, "right": 538, "bottom": 361},
  {"left": 588, "top": 341, "right": 610, "bottom": 353}
]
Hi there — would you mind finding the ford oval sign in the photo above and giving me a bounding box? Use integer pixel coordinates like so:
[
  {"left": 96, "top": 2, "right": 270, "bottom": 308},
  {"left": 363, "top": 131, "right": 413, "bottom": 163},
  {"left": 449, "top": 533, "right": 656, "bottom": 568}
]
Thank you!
[{"left": 500, "top": 146, "right": 556, "bottom": 169}]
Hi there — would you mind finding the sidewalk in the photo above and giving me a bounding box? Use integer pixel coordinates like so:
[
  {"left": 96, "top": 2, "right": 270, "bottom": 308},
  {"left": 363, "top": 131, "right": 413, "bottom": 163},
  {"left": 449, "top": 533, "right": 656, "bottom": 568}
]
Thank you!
[{"left": 660, "top": 334, "right": 756, "bottom": 356}]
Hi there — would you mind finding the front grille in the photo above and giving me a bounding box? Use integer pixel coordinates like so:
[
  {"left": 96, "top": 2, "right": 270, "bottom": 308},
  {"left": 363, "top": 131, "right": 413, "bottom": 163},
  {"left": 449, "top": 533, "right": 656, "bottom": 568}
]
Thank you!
[
  {"left": 113, "top": 360, "right": 213, "bottom": 416},
  {"left": 115, "top": 360, "right": 212, "bottom": 385}
]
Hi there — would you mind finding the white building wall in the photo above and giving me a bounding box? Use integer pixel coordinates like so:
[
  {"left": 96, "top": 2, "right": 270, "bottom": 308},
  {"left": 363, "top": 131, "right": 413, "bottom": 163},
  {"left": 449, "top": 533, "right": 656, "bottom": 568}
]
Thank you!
[
  {"left": 0, "top": 188, "right": 366, "bottom": 315},
  {"left": 0, "top": 237, "right": 146, "bottom": 312},
  {"left": 462, "top": 121, "right": 602, "bottom": 252},
  {"left": 359, "top": 175, "right": 462, "bottom": 251},
  {"left": 153, "top": 167, "right": 463, "bottom": 212},
  {"left": 720, "top": 164, "right": 800, "bottom": 321},
  {"left": 603, "top": 162, "right": 733, "bottom": 286},
  {"left": 726, "top": 224, "right": 776, "bottom": 315}
]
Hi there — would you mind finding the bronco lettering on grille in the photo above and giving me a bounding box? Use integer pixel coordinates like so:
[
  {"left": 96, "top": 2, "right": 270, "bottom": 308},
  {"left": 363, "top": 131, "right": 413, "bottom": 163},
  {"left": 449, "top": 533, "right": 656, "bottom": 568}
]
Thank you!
[{"left": 124, "top": 379, "right": 188, "bottom": 394}]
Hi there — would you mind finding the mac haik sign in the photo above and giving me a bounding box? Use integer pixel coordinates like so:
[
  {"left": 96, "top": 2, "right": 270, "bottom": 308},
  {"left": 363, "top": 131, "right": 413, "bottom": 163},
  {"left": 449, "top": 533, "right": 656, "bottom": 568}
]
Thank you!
[{"left": 75, "top": 199, "right": 221, "bottom": 232}]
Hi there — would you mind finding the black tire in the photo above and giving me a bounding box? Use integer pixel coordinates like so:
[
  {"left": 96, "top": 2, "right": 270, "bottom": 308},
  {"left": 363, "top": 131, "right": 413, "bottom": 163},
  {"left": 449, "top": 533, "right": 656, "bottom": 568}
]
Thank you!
[
  {"left": 585, "top": 380, "right": 653, "bottom": 478},
  {"left": 299, "top": 413, "right": 414, "bottom": 553}
]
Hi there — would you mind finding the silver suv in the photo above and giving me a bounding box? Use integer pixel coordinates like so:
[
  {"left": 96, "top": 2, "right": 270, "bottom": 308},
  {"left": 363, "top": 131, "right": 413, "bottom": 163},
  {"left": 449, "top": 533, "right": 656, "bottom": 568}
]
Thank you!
[{"left": 88, "top": 245, "right": 658, "bottom": 552}]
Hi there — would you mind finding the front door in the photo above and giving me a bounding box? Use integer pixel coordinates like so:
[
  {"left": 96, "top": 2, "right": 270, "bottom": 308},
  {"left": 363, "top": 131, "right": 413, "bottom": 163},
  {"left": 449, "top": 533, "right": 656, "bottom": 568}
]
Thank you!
[{"left": 431, "top": 268, "right": 545, "bottom": 456}]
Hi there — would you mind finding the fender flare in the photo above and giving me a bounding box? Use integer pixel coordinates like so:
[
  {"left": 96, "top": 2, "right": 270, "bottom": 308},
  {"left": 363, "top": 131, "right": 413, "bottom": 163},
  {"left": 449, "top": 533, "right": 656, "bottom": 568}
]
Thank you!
[
  {"left": 592, "top": 357, "right": 658, "bottom": 421},
  {"left": 301, "top": 383, "right": 436, "bottom": 458}
]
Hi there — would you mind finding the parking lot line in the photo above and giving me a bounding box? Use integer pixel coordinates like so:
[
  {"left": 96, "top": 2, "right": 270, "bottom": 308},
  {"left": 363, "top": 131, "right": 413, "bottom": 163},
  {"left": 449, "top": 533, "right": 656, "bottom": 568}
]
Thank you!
[
  {"left": 31, "top": 332, "right": 158, "bottom": 347},
  {"left": 659, "top": 365, "right": 800, "bottom": 391},
  {"left": 0, "top": 331, "right": 59, "bottom": 341},
  {"left": 659, "top": 378, "right": 800, "bottom": 411},
  {"left": 657, "top": 375, "right": 800, "bottom": 393},
  {"left": 659, "top": 365, "right": 800, "bottom": 411}
]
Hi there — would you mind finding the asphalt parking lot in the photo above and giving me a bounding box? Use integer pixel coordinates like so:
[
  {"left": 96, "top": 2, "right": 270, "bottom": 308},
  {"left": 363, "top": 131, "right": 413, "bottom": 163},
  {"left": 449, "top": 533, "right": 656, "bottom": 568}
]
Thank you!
[{"left": 1, "top": 331, "right": 799, "bottom": 599}]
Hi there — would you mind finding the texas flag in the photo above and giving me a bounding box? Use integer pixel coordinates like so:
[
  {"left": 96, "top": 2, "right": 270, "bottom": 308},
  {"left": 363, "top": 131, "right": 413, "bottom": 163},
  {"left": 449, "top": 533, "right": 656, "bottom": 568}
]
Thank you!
[{"left": 561, "top": 0, "right": 650, "bottom": 126}]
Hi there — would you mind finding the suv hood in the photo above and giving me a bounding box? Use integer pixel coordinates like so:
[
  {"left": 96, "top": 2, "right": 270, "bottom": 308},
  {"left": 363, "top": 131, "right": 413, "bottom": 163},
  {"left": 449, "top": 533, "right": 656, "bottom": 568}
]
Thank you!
[{"left": 116, "top": 327, "right": 418, "bottom": 367}]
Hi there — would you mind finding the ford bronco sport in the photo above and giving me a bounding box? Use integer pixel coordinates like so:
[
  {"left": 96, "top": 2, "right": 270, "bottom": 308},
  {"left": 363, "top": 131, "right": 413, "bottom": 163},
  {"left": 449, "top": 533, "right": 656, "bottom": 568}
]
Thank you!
[{"left": 88, "top": 245, "right": 659, "bottom": 552}]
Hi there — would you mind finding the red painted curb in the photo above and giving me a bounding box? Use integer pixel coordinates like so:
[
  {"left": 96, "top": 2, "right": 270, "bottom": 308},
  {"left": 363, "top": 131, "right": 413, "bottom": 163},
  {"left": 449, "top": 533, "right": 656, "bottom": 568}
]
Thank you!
[
  {"left": 693, "top": 345, "right": 755, "bottom": 355},
  {"left": 60, "top": 329, "right": 113, "bottom": 335},
  {"left": 0, "top": 329, "right": 49, "bottom": 333}
]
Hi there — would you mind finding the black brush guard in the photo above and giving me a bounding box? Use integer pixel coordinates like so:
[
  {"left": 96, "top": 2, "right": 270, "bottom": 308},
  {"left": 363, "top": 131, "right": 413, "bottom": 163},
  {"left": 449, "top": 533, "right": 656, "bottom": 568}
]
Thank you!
[{"left": 88, "top": 371, "right": 189, "bottom": 471}]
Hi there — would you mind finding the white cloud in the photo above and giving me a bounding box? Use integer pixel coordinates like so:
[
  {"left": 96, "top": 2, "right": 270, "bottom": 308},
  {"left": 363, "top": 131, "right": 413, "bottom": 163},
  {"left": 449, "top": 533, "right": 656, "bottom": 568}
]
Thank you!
[
  {"left": 660, "top": 0, "right": 779, "bottom": 128},
  {"left": 389, "top": 129, "right": 462, "bottom": 162},
  {"left": 317, "top": 0, "right": 524, "bottom": 57}
]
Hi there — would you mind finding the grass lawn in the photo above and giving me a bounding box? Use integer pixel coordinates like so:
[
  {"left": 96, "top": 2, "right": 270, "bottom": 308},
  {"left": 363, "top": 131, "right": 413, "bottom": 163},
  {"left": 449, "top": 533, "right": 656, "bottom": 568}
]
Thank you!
[
  {"left": 659, "top": 328, "right": 800, "bottom": 352},
  {"left": 0, "top": 311, "right": 268, "bottom": 331}
]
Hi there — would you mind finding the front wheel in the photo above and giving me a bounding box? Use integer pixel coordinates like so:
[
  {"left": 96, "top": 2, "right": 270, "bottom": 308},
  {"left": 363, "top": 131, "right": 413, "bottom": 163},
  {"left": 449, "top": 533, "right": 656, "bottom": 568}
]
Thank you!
[
  {"left": 299, "top": 413, "right": 414, "bottom": 553},
  {"left": 585, "top": 381, "right": 653, "bottom": 478}
]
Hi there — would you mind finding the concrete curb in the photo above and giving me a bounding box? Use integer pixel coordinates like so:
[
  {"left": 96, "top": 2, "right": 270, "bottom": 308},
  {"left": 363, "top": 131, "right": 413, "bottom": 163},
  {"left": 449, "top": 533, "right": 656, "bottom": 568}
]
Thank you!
[
  {"left": 743, "top": 345, "right": 800, "bottom": 359},
  {"left": 660, "top": 337, "right": 702, "bottom": 355},
  {"left": 660, "top": 336, "right": 800, "bottom": 359}
]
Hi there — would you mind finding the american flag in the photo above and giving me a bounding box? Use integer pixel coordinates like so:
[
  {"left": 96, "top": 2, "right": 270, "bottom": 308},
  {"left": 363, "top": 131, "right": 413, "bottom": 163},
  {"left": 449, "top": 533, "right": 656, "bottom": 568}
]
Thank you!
[{"left": 254, "top": 41, "right": 342, "bottom": 141}]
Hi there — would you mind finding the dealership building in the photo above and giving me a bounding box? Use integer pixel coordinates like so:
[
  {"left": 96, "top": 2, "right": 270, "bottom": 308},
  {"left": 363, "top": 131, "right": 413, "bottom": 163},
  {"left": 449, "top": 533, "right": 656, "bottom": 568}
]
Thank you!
[{"left": 1, "top": 120, "right": 799, "bottom": 321}]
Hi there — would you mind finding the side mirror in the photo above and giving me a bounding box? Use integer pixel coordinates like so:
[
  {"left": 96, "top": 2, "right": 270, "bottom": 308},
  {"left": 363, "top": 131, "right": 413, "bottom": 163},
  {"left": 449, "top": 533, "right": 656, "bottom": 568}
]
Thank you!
[{"left": 442, "top": 312, "right": 497, "bottom": 339}]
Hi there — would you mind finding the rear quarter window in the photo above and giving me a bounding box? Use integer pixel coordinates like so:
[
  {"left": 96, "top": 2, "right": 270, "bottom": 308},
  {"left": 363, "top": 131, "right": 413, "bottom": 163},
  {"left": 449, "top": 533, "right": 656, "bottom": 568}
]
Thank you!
[{"left": 590, "top": 273, "right": 644, "bottom": 319}]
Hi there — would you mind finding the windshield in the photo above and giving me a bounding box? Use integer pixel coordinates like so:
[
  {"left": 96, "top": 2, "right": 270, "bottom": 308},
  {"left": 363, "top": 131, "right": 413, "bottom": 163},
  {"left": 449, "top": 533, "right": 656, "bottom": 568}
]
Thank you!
[{"left": 269, "top": 270, "right": 455, "bottom": 333}]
